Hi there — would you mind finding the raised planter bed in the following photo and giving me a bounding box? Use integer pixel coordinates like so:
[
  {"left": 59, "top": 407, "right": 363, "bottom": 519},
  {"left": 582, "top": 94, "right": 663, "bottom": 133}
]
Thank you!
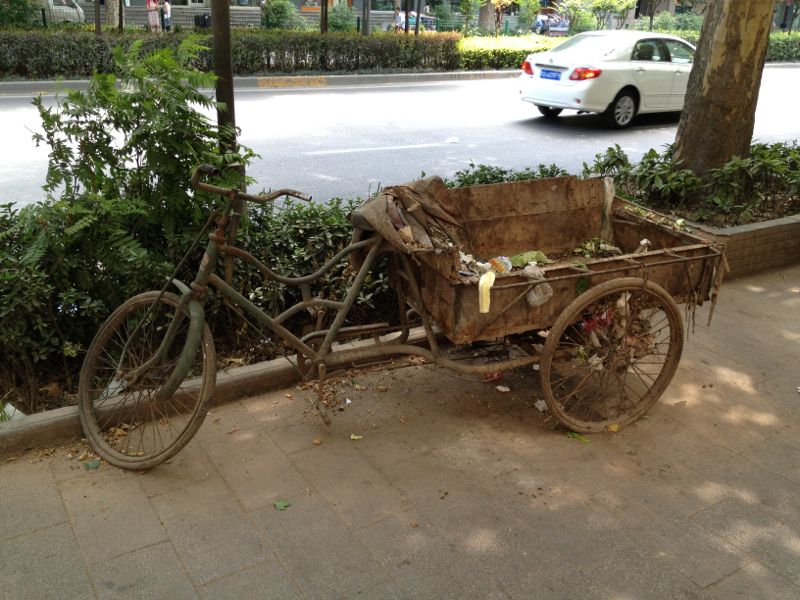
[{"left": 691, "top": 214, "right": 800, "bottom": 279}]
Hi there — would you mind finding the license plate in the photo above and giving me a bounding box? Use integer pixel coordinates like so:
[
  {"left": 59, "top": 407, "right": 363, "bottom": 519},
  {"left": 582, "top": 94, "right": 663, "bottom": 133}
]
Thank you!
[{"left": 540, "top": 69, "right": 561, "bottom": 81}]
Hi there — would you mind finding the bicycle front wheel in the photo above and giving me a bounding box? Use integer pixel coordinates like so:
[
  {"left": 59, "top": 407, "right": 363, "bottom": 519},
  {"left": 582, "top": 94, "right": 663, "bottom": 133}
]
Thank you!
[{"left": 78, "top": 291, "right": 216, "bottom": 470}]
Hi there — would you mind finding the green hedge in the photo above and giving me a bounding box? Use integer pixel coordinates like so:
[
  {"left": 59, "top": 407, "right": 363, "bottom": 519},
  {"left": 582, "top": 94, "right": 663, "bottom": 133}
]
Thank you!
[
  {"left": 654, "top": 30, "right": 800, "bottom": 63},
  {"left": 459, "top": 47, "right": 529, "bottom": 70},
  {"left": 765, "top": 32, "right": 800, "bottom": 61},
  {"left": 0, "top": 30, "right": 461, "bottom": 79},
  {"left": 1, "top": 29, "right": 798, "bottom": 80}
]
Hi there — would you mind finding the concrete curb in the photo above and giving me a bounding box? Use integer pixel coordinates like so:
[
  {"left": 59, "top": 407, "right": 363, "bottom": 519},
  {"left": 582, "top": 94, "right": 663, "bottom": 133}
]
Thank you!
[
  {"left": 2, "top": 63, "right": 795, "bottom": 97},
  {"left": 0, "top": 358, "right": 301, "bottom": 455},
  {"left": 3, "top": 63, "right": 797, "bottom": 96},
  {"left": 235, "top": 70, "right": 520, "bottom": 90},
  {"left": 0, "top": 329, "right": 433, "bottom": 455},
  {"left": 0, "top": 70, "right": 519, "bottom": 97}
]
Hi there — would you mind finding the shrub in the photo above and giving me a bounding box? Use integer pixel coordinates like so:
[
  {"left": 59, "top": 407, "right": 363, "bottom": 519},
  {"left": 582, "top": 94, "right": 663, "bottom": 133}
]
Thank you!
[
  {"left": 582, "top": 142, "right": 800, "bottom": 226},
  {"left": 673, "top": 11, "right": 703, "bottom": 31},
  {"left": 445, "top": 162, "right": 569, "bottom": 187},
  {"left": 432, "top": 2, "right": 461, "bottom": 32},
  {"left": 262, "top": 0, "right": 303, "bottom": 30},
  {"left": 238, "top": 197, "right": 395, "bottom": 336},
  {"left": 651, "top": 10, "right": 676, "bottom": 31},
  {"left": 516, "top": 0, "right": 539, "bottom": 32},
  {"left": 329, "top": 1, "right": 357, "bottom": 33},
  {"left": 458, "top": 35, "right": 558, "bottom": 69},
  {"left": 767, "top": 32, "right": 800, "bottom": 62},
  {"left": 570, "top": 10, "right": 595, "bottom": 33},
  {"left": 0, "top": 0, "right": 37, "bottom": 27},
  {"left": 0, "top": 29, "right": 797, "bottom": 81},
  {"left": 0, "top": 37, "right": 253, "bottom": 412}
]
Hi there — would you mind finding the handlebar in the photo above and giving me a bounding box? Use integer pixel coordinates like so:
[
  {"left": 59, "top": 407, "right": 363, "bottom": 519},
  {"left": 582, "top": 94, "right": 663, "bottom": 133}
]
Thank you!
[{"left": 191, "top": 164, "right": 312, "bottom": 204}]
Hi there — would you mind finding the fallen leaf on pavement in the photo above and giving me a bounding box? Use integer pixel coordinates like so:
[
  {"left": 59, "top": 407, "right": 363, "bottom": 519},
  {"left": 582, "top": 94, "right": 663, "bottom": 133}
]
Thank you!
[
  {"left": 274, "top": 500, "right": 291, "bottom": 511},
  {"left": 313, "top": 437, "right": 322, "bottom": 446},
  {"left": 566, "top": 431, "right": 591, "bottom": 443}
]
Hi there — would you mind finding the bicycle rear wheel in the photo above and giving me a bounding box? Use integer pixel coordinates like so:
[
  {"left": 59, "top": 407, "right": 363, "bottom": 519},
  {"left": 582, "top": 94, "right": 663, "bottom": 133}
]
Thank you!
[
  {"left": 540, "top": 278, "right": 683, "bottom": 433},
  {"left": 78, "top": 291, "right": 216, "bottom": 470}
]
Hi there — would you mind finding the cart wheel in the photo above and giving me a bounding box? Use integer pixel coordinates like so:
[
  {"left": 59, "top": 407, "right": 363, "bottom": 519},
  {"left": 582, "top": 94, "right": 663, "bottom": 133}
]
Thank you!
[
  {"left": 540, "top": 278, "right": 683, "bottom": 433},
  {"left": 78, "top": 292, "right": 216, "bottom": 470}
]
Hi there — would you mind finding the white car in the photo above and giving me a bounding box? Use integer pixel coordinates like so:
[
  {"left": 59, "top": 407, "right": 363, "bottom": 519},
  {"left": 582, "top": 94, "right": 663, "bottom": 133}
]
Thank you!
[
  {"left": 519, "top": 30, "right": 696, "bottom": 128},
  {"left": 36, "top": 0, "right": 85, "bottom": 24}
]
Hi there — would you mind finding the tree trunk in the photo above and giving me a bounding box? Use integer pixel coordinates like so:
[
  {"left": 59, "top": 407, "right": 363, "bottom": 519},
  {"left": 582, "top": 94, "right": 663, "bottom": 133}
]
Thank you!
[
  {"left": 104, "top": 0, "right": 119, "bottom": 27},
  {"left": 94, "top": 0, "right": 101, "bottom": 35},
  {"left": 478, "top": 3, "right": 493, "bottom": 30},
  {"left": 673, "top": 0, "right": 773, "bottom": 178},
  {"left": 361, "top": 0, "right": 370, "bottom": 35},
  {"left": 320, "top": 0, "right": 329, "bottom": 33}
]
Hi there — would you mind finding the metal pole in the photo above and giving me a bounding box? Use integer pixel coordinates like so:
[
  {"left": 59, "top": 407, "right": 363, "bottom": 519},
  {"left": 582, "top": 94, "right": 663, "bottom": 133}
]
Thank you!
[{"left": 211, "top": 0, "right": 244, "bottom": 285}]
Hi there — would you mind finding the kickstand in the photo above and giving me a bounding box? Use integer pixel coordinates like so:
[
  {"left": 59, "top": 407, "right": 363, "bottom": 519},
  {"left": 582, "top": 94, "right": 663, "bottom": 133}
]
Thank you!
[{"left": 315, "top": 362, "right": 332, "bottom": 426}]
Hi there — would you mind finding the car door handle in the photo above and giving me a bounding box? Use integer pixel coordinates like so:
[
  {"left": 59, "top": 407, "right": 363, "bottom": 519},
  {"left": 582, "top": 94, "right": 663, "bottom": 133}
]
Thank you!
[{"left": 635, "top": 67, "right": 645, "bottom": 73}]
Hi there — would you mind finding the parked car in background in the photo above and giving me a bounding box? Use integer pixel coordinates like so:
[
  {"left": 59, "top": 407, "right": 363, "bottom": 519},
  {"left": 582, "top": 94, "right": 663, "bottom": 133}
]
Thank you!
[
  {"left": 36, "top": 0, "right": 85, "bottom": 24},
  {"left": 407, "top": 11, "right": 437, "bottom": 31},
  {"left": 519, "top": 30, "right": 696, "bottom": 128},
  {"left": 533, "top": 14, "right": 549, "bottom": 35}
]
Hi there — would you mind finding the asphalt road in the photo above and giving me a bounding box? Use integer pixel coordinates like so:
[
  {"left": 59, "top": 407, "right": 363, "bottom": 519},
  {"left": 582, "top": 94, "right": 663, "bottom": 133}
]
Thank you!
[{"left": 2, "top": 66, "right": 799, "bottom": 207}]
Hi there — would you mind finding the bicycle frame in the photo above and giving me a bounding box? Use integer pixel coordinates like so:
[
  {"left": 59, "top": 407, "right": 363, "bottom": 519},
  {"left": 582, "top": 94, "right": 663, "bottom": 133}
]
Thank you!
[{"left": 150, "top": 166, "right": 542, "bottom": 413}]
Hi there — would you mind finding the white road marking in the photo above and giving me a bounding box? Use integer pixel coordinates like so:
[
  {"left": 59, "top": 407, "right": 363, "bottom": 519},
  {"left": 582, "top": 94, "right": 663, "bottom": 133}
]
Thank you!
[{"left": 304, "top": 142, "right": 449, "bottom": 156}]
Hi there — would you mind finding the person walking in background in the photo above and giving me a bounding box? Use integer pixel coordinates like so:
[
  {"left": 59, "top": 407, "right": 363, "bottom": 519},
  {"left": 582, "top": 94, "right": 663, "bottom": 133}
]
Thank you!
[
  {"left": 146, "top": 0, "right": 161, "bottom": 33},
  {"left": 394, "top": 8, "right": 404, "bottom": 32},
  {"left": 161, "top": 0, "right": 172, "bottom": 32}
]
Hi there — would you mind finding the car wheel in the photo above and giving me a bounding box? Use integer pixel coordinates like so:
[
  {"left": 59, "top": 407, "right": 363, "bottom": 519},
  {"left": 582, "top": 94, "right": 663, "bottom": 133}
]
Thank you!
[
  {"left": 606, "top": 90, "right": 637, "bottom": 129},
  {"left": 537, "top": 106, "right": 563, "bottom": 119}
]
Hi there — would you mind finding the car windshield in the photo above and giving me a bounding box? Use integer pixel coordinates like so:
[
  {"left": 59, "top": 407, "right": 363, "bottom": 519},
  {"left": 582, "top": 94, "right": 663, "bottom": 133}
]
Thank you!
[{"left": 550, "top": 34, "right": 620, "bottom": 58}]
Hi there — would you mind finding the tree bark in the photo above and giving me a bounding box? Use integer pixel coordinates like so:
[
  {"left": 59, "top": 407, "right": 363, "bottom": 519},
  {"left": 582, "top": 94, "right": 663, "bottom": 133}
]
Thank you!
[
  {"left": 478, "top": 2, "right": 492, "bottom": 30},
  {"left": 672, "top": 0, "right": 773, "bottom": 177},
  {"left": 320, "top": 0, "right": 328, "bottom": 33},
  {"left": 361, "top": 0, "right": 370, "bottom": 35},
  {"left": 104, "top": 0, "right": 119, "bottom": 27},
  {"left": 94, "top": 0, "right": 101, "bottom": 35}
]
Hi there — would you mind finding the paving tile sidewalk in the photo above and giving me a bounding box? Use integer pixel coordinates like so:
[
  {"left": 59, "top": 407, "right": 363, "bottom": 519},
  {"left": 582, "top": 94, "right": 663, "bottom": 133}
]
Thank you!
[{"left": 1, "top": 264, "right": 799, "bottom": 600}]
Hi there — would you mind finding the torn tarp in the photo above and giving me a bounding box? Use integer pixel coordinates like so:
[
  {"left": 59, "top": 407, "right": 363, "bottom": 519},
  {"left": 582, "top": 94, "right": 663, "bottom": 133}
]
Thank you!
[{"left": 348, "top": 177, "right": 467, "bottom": 266}]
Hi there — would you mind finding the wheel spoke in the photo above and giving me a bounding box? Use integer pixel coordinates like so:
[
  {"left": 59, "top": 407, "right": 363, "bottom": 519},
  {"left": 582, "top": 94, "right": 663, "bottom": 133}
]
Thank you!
[
  {"left": 78, "top": 292, "right": 214, "bottom": 470},
  {"left": 541, "top": 279, "right": 683, "bottom": 432}
]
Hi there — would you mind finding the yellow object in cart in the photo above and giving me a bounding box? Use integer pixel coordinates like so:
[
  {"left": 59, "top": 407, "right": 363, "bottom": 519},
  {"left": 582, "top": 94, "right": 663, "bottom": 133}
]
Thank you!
[{"left": 478, "top": 270, "right": 496, "bottom": 313}]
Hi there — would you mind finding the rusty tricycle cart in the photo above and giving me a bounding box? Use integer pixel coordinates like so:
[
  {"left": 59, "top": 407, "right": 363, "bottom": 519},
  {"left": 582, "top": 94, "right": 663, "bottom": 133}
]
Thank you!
[{"left": 78, "top": 167, "right": 724, "bottom": 470}]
